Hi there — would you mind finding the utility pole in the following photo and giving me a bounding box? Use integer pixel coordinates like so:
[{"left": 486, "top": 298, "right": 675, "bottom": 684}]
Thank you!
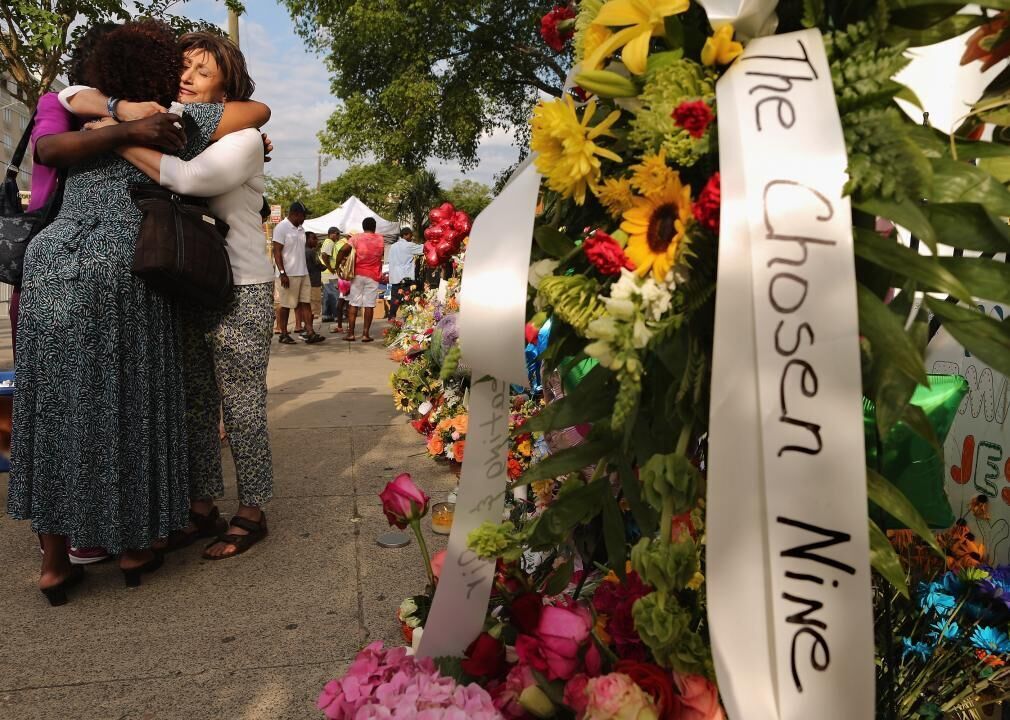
[
  {"left": 228, "top": 7, "right": 241, "bottom": 47},
  {"left": 317, "top": 155, "right": 322, "bottom": 190}
]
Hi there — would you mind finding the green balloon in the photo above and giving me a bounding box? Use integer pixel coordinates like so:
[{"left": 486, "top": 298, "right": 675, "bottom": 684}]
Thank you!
[
  {"left": 864, "top": 374, "right": 969, "bottom": 529},
  {"left": 559, "top": 357, "right": 599, "bottom": 394}
]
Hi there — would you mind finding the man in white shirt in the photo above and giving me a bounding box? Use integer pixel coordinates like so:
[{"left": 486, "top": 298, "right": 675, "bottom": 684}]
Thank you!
[
  {"left": 271, "top": 201, "right": 324, "bottom": 344},
  {"left": 386, "top": 227, "right": 423, "bottom": 319}
]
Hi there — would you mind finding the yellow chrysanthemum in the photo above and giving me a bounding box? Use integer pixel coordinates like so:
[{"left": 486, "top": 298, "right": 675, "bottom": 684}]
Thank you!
[
  {"left": 532, "top": 96, "right": 622, "bottom": 205},
  {"left": 594, "top": 176, "right": 636, "bottom": 217},
  {"left": 630, "top": 150, "right": 678, "bottom": 199},
  {"left": 702, "top": 24, "right": 743, "bottom": 67},
  {"left": 580, "top": 24, "right": 615, "bottom": 70},
  {"left": 621, "top": 174, "right": 693, "bottom": 281},
  {"left": 586, "top": 0, "right": 690, "bottom": 75}
]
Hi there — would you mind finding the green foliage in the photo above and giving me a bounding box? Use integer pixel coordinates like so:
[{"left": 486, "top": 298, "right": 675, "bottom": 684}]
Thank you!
[
  {"left": 315, "top": 163, "right": 412, "bottom": 219},
  {"left": 264, "top": 173, "right": 315, "bottom": 216},
  {"left": 395, "top": 170, "right": 444, "bottom": 234},
  {"left": 0, "top": 0, "right": 218, "bottom": 110},
  {"left": 280, "top": 0, "right": 564, "bottom": 169},
  {"left": 537, "top": 276, "right": 605, "bottom": 333},
  {"left": 640, "top": 453, "right": 701, "bottom": 517},
  {"left": 443, "top": 179, "right": 493, "bottom": 218},
  {"left": 632, "top": 591, "right": 712, "bottom": 676},
  {"left": 843, "top": 108, "right": 933, "bottom": 201},
  {"left": 630, "top": 537, "right": 698, "bottom": 594}
]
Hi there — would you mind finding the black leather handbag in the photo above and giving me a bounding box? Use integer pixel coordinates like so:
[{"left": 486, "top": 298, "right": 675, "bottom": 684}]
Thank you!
[
  {"left": 0, "top": 111, "right": 66, "bottom": 286},
  {"left": 129, "top": 183, "right": 234, "bottom": 307}
]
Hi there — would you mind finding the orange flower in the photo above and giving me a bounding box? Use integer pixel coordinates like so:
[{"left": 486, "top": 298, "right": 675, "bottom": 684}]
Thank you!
[
  {"left": 970, "top": 494, "right": 992, "bottom": 521},
  {"left": 428, "top": 436, "right": 445, "bottom": 456},
  {"left": 888, "top": 529, "right": 915, "bottom": 551},
  {"left": 976, "top": 649, "right": 1007, "bottom": 668},
  {"left": 452, "top": 414, "right": 469, "bottom": 434},
  {"left": 594, "top": 613, "right": 613, "bottom": 646},
  {"left": 452, "top": 440, "right": 466, "bottom": 462}
]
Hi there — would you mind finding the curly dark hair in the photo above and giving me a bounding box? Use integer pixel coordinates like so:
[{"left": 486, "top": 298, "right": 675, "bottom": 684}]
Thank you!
[
  {"left": 82, "top": 19, "right": 182, "bottom": 108},
  {"left": 67, "top": 23, "right": 118, "bottom": 86}
]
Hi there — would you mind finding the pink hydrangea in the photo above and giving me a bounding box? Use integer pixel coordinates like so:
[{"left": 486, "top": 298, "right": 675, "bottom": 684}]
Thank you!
[{"left": 318, "top": 642, "right": 502, "bottom": 719}]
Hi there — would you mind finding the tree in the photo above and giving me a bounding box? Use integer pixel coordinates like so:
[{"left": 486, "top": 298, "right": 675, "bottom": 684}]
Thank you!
[
  {"left": 314, "top": 163, "right": 410, "bottom": 219},
  {"left": 280, "top": 0, "right": 565, "bottom": 170},
  {"left": 443, "top": 179, "right": 491, "bottom": 219},
  {"left": 264, "top": 173, "right": 314, "bottom": 215},
  {"left": 394, "top": 170, "right": 444, "bottom": 233},
  {"left": 0, "top": 1, "right": 221, "bottom": 111}
]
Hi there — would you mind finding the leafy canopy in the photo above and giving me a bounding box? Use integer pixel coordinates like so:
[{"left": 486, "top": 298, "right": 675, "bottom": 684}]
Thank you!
[
  {"left": 443, "top": 179, "right": 492, "bottom": 218},
  {"left": 0, "top": 1, "right": 227, "bottom": 110},
  {"left": 279, "top": 0, "right": 566, "bottom": 170}
]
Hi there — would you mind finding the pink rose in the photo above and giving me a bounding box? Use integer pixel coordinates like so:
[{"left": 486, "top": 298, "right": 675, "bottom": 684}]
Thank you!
[
  {"left": 492, "top": 663, "right": 538, "bottom": 718},
  {"left": 515, "top": 600, "right": 598, "bottom": 681},
  {"left": 379, "top": 473, "right": 430, "bottom": 529},
  {"left": 583, "top": 673, "right": 658, "bottom": 720},
  {"left": 673, "top": 673, "right": 725, "bottom": 720}
]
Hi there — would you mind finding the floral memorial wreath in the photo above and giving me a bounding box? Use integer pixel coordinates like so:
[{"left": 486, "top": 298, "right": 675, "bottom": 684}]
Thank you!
[{"left": 321, "top": 1, "right": 1010, "bottom": 718}]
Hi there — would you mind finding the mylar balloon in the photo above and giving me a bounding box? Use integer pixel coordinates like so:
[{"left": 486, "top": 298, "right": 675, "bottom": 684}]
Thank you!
[
  {"left": 423, "top": 242, "right": 440, "bottom": 268},
  {"left": 423, "top": 224, "right": 445, "bottom": 244},
  {"left": 864, "top": 374, "right": 969, "bottom": 529}
]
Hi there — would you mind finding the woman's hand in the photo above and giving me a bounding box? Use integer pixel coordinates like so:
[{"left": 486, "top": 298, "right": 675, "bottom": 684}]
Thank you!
[
  {"left": 117, "top": 100, "right": 167, "bottom": 121},
  {"left": 262, "top": 132, "right": 273, "bottom": 162},
  {"left": 123, "top": 113, "right": 187, "bottom": 153}
]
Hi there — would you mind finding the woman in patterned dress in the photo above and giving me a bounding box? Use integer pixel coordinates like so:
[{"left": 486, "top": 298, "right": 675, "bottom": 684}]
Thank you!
[{"left": 7, "top": 20, "right": 232, "bottom": 603}]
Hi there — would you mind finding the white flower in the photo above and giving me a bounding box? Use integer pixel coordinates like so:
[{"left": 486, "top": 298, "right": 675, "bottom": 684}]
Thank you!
[
  {"left": 586, "top": 340, "right": 617, "bottom": 369},
  {"left": 602, "top": 295, "right": 636, "bottom": 320},
  {"left": 639, "top": 277, "right": 672, "bottom": 321},
  {"left": 609, "top": 268, "right": 640, "bottom": 301},
  {"left": 528, "top": 259, "right": 561, "bottom": 289},
  {"left": 586, "top": 316, "right": 619, "bottom": 342},
  {"left": 632, "top": 319, "right": 652, "bottom": 348}
]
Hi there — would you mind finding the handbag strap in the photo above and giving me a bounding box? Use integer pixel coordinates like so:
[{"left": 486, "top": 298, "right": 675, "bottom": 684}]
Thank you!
[{"left": 6, "top": 109, "right": 36, "bottom": 182}]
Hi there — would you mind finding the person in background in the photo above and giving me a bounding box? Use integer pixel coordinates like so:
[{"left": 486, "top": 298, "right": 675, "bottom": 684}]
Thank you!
[
  {"left": 319, "top": 226, "right": 340, "bottom": 323},
  {"left": 386, "top": 227, "right": 422, "bottom": 319},
  {"left": 272, "top": 201, "right": 324, "bottom": 344},
  {"left": 334, "top": 217, "right": 384, "bottom": 342},
  {"left": 301, "top": 231, "right": 323, "bottom": 336}
]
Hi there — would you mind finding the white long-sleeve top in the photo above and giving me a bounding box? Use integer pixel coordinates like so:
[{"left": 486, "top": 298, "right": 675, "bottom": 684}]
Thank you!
[
  {"left": 159, "top": 128, "right": 273, "bottom": 285},
  {"left": 58, "top": 85, "right": 273, "bottom": 285}
]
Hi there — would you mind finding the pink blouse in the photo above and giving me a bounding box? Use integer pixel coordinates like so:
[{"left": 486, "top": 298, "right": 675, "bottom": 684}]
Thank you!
[{"left": 26, "top": 92, "right": 77, "bottom": 212}]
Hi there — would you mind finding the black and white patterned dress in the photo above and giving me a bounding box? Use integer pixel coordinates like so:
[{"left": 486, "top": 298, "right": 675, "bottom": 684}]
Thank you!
[{"left": 7, "top": 103, "right": 224, "bottom": 553}]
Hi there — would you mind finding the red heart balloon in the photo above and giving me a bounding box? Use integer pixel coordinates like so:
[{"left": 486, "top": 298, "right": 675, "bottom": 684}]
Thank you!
[
  {"left": 424, "top": 224, "right": 445, "bottom": 243},
  {"left": 435, "top": 237, "right": 455, "bottom": 257},
  {"left": 429, "top": 202, "right": 455, "bottom": 224},
  {"left": 451, "top": 211, "right": 472, "bottom": 234},
  {"left": 423, "top": 242, "right": 441, "bottom": 268}
]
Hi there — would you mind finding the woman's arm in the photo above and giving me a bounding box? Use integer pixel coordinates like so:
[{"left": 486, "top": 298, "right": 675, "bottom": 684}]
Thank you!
[
  {"left": 117, "top": 128, "right": 262, "bottom": 197},
  {"left": 213, "top": 101, "right": 270, "bottom": 140},
  {"left": 58, "top": 85, "right": 270, "bottom": 140},
  {"left": 58, "top": 85, "right": 165, "bottom": 121},
  {"left": 35, "top": 114, "right": 186, "bottom": 168}
]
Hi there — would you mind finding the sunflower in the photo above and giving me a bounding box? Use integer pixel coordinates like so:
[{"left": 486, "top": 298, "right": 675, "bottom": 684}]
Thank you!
[
  {"left": 621, "top": 173, "right": 693, "bottom": 281},
  {"left": 393, "top": 390, "right": 413, "bottom": 412},
  {"left": 594, "top": 176, "right": 636, "bottom": 217},
  {"left": 532, "top": 96, "right": 622, "bottom": 205}
]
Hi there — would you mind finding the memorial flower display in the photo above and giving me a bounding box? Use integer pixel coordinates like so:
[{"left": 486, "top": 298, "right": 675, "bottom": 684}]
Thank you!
[{"left": 323, "top": 1, "right": 1010, "bottom": 717}]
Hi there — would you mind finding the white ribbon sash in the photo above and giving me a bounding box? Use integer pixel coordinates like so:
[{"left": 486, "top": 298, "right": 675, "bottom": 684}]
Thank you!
[
  {"left": 417, "top": 162, "right": 540, "bottom": 658},
  {"left": 707, "top": 29, "right": 875, "bottom": 720}
]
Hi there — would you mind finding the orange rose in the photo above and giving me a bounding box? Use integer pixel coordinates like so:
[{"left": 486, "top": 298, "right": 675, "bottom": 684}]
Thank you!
[
  {"left": 452, "top": 440, "right": 466, "bottom": 462},
  {"left": 428, "top": 436, "right": 445, "bottom": 455}
]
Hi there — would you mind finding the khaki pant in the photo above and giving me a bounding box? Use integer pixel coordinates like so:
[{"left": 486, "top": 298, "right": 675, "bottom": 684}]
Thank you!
[{"left": 310, "top": 286, "right": 322, "bottom": 319}]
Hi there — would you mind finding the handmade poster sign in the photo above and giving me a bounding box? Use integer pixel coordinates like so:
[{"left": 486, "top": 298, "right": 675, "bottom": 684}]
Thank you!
[{"left": 928, "top": 299, "right": 1010, "bottom": 564}]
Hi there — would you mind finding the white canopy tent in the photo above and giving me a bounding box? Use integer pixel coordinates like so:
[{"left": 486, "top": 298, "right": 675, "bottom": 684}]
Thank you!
[{"left": 303, "top": 195, "right": 399, "bottom": 237}]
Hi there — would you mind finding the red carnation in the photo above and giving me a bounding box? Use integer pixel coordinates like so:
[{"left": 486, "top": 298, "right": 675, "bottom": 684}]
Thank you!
[
  {"left": 540, "top": 5, "right": 576, "bottom": 52},
  {"left": 694, "top": 173, "right": 721, "bottom": 235},
  {"left": 592, "top": 570, "right": 652, "bottom": 660},
  {"left": 462, "top": 632, "right": 507, "bottom": 678},
  {"left": 583, "top": 230, "right": 634, "bottom": 275},
  {"left": 672, "top": 100, "right": 715, "bottom": 139},
  {"left": 507, "top": 456, "right": 524, "bottom": 480}
]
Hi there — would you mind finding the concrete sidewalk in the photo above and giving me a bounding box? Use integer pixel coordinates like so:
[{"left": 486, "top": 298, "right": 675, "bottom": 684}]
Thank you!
[{"left": 0, "top": 316, "right": 456, "bottom": 719}]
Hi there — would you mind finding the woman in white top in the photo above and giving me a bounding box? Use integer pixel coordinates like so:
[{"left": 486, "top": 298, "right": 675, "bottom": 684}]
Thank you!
[{"left": 64, "top": 33, "right": 276, "bottom": 559}]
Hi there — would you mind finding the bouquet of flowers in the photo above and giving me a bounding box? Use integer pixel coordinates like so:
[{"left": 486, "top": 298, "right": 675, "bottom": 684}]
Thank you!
[{"left": 426, "top": 413, "right": 469, "bottom": 464}]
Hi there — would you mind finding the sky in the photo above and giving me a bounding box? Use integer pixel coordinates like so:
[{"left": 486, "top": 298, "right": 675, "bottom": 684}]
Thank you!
[{"left": 173, "top": 0, "right": 521, "bottom": 195}]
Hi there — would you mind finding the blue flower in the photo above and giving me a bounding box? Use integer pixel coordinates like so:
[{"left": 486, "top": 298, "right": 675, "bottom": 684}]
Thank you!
[
  {"left": 979, "top": 567, "right": 1010, "bottom": 610},
  {"left": 927, "top": 619, "right": 961, "bottom": 642},
  {"left": 902, "top": 637, "right": 933, "bottom": 663},
  {"left": 970, "top": 626, "right": 1010, "bottom": 655},
  {"left": 918, "top": 582, "right": 956, "bottom": 616}
]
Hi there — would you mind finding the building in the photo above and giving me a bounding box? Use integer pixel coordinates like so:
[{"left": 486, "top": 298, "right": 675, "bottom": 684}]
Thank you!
[{"left": 0, "top": 73, "right": 66, "bottom": 206}]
